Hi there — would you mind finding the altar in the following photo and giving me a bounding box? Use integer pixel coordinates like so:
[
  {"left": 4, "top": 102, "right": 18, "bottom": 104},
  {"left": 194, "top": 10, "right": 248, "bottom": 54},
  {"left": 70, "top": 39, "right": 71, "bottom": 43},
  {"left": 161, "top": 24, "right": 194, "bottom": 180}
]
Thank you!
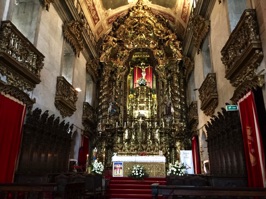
[{"left": 112, "top": 155, "right": 166, "bottom": 177}]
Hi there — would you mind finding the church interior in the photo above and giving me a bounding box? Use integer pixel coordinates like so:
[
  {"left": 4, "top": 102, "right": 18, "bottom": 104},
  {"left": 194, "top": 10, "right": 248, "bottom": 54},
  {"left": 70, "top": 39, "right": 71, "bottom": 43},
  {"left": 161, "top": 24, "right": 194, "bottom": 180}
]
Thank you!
[{"left": 1, "top": 0, "right": 266, "bottom": 198}]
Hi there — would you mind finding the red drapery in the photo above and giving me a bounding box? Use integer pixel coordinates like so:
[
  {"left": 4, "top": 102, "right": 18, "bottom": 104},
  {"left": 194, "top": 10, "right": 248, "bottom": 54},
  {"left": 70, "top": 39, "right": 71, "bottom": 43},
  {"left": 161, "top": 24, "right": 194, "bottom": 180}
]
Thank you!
[
  {"left": 238, "top": 91, "right": 266, "bottom": 187},
  {"left": 0, "top": 94, "right": 26, "bottom": 183},
  {"left": 192, "top": 135, "right": 201, "bottom": 174}
]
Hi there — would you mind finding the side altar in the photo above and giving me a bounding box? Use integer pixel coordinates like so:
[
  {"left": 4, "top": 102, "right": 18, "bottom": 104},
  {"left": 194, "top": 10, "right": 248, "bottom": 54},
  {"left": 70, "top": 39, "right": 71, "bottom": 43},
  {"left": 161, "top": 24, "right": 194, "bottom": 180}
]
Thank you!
[{"left": 112, "top": 155, "right": 166, "bottom": 177}]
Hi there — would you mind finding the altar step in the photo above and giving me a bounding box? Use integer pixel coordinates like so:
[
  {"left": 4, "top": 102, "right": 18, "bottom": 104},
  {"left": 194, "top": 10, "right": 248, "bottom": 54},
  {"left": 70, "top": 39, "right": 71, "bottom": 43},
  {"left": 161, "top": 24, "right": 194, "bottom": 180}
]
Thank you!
[{"left": 106, "top": 177, "right": 166, "bottom": 199}]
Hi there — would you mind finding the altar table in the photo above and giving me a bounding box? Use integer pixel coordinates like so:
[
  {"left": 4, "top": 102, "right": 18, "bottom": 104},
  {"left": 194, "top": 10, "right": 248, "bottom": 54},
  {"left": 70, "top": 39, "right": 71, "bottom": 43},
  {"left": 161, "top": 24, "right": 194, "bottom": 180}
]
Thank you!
[{"left": 112, "top": 155, "right": 166, "bottom": 177}]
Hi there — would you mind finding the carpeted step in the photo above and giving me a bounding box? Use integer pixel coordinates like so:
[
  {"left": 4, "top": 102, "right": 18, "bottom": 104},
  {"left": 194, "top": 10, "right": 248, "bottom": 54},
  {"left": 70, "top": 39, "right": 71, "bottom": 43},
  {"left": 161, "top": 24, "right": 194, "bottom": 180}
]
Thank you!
[
  {"left": 107, "top": 188, "right": 152, "bottom": 195},
  {"left": 106, "top": 177, "right": 166, "bottom": 199},
  {"left": 108, "top": 193, "right": 152, "bottom": 199}
]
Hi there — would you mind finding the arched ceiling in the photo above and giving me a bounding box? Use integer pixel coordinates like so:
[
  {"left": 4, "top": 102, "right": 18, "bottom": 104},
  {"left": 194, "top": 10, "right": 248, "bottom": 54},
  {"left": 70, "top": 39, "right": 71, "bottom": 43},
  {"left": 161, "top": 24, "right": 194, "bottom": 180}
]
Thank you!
[{"left": 80, "top": 0, "right": 194, "bottom": 41}]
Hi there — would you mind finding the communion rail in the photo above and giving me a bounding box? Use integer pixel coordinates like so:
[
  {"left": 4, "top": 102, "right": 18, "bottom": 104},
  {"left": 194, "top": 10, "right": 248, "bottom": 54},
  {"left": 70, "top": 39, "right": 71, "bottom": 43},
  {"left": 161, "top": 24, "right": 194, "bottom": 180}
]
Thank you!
[{"left": 151, "top": 183, "right": 266, "bottom": 199}]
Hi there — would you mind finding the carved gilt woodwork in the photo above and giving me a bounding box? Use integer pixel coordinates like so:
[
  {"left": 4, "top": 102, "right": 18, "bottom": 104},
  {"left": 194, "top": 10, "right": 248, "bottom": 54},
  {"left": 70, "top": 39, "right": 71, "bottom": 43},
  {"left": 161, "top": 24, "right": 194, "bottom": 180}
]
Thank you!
[
  {"left": 0, "top": 20, "right": 44, "bottom": 93},
  {"left": 221, "top": 9, "right": 263, "bottom": 88},
  {"left": 95, "top": 0, "right": 186, "bottom": 165},
  {"left": 190, "top": 14, "right": 210, "bottom": 52},
  {"left": 54, "top": 76, "right": 78, "bottom": 118},
  {"left": 63, "top": 20, "right": 84, "bottom": 56},
  {"left": 198, "top": 73, "right": 218, "bottom": 116},
  {"left": 123, "top": 162, "right": 165, "bottom": 177}
]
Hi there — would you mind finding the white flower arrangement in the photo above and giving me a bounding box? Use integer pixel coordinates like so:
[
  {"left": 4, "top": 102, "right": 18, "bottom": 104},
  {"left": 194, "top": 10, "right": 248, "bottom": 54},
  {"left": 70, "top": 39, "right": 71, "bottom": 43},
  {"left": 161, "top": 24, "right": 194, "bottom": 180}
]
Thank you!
[
  {"left": 167, "top": 161, "right": 187, "bottom": 176},
  {"left": 128, "top": 164, "right": 148, "bottom": 179},
  {"left": 91, "top": 159, "right": 104, "bottom": 175}
]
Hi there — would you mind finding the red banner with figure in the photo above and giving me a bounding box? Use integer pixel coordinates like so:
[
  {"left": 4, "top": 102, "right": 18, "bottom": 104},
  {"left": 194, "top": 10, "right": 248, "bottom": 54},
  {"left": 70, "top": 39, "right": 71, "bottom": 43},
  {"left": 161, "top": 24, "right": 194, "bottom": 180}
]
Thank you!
[{"left": 238, "top": 91, "right": 266, "bottom": 187}]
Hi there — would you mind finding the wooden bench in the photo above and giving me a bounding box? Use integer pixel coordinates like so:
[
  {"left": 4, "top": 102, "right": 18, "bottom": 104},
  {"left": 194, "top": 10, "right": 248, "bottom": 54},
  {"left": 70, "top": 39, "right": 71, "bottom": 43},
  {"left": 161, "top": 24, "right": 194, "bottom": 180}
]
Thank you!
[
  {"left": 151, "top": 183, "right": 266, "bottom": 199},
  {"left": 0, "top": 183, "right": 57, "bottom": 199}
]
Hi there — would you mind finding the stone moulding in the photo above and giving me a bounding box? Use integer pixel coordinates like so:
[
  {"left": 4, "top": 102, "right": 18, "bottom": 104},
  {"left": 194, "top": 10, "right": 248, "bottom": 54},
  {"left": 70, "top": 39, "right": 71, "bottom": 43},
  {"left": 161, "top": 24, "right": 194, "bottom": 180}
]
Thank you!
[
  {"left": 0, "top": 20, "right": 44, "bottom": 93},
  {"left": 198, "top": 73, "right": 218, "bottom": 116},
  {"left": 54, "top": 76, "right": 78, "bottom": 117},
  {"left": 221, "top": 9, "right": 263, "bottom": 88}
]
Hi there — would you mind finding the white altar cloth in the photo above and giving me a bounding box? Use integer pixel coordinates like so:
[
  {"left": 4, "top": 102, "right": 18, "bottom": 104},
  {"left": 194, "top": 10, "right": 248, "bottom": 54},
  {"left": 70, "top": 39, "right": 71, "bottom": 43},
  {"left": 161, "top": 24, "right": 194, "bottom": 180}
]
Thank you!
[
  {"left": 112, "top": 155, "right": 166, "bottom": 177},
  {"left": 112, "top": 155, "right": 166, "bottom": 163}
]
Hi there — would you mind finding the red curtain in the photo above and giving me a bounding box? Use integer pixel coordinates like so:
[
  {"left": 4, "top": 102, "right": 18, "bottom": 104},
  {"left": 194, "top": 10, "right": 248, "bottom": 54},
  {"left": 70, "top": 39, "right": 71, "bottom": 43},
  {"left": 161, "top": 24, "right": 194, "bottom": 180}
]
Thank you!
[
  {"left": 192, "top": 135, "right": 201, "bottom": 174},
  {"left": 0, "top": 94, "right": 26, "bottom": 183},
  {"left": 238, "top": 91, "right": 266, "bottom": 187}
]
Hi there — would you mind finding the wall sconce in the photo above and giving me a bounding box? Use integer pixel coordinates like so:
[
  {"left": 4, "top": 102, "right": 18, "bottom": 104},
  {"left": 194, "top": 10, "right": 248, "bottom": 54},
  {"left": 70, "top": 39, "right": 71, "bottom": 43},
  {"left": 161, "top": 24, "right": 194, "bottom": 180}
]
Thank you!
[{"left": 75, "top": 87, "right": 82, "bottom": 92}]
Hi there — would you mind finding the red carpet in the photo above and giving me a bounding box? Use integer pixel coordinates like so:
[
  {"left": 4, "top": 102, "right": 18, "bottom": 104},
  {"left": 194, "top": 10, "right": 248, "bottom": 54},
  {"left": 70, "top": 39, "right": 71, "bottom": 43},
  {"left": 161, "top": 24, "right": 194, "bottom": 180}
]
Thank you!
[{"left": 106, "top": 177, "right": 166, "bottom": 199}]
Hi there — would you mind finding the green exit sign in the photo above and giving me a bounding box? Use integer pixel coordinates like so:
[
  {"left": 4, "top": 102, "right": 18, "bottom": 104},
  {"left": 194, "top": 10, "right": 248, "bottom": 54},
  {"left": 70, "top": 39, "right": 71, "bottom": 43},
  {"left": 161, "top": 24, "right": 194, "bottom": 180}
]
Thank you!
[{"left": 226, "top": 105, "right": 238, "bottom": 111}]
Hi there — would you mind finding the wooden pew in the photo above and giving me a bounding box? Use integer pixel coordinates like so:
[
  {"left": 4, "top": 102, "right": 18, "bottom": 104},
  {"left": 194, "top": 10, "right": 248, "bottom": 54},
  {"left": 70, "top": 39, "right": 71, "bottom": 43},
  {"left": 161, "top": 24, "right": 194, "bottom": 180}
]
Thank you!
[
  {"left": 151, "top": 183, "right": 266, "bottom": 199},
  {"left": 0, "top": 183, "right": 57, "bottom": 199},
  {"left": 0, "top": 182, "right": 85, "bottom": 198}
]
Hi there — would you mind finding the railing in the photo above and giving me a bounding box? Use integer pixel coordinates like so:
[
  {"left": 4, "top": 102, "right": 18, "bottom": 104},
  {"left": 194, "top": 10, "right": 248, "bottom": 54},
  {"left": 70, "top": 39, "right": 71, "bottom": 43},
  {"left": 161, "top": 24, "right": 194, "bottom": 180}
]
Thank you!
[
  {"left": 151, "top": 184, "right": 266, "bottom": 199},
  {"left": 221, "top": 9, "right": 263, "bottom": 88},
  {"left": 54, "top": 76, "right": 78, "bottom": 117},
  {"left": 0, "top": 20, "right": 44, "bottom": 92},
  {"left": 198, "top": 73, "right": 218, "bottom": 116}
]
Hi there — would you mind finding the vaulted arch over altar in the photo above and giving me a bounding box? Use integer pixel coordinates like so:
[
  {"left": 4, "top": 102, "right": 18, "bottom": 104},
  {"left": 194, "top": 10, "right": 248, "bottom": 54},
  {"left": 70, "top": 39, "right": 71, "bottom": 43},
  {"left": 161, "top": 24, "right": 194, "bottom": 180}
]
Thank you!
[{"left": 95, "top": 0, "right": 188, "bottom": 169}]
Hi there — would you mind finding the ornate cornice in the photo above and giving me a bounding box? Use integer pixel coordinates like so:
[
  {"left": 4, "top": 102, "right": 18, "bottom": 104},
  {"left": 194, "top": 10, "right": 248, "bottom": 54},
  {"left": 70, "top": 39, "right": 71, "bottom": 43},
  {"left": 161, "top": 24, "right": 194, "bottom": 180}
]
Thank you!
[
  {"left": 183, "top": 0, "right": 215, "bottom": 56},
  {"left": 191, "top": 14, "right": 210, "bottom": 52},
  {"left": 198, "top": 73, "right": 218, "bottom": 116},
  {"left": 99, "top": 1, "right": 182, "bottom": 67},
  {"left": 63, "top": 20, "right": 84, "bottom": 56},
  {"left": 54, "top": 76, "right": 78, "bottom": 118},
  {"left": 0, "top": 84, "right": 35, "bottom": 108},
  {"left": 231, "top": 74, "right": 265, "bottom": 103},
  {"left": 0, "top": 20, "right": 44, "bottom": 93},
  {"left": 221, "top": 9, "right": 263, "bottom": 88},
  {"left": 52, "top": 0, "right": 98, "bottom": 62}
]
